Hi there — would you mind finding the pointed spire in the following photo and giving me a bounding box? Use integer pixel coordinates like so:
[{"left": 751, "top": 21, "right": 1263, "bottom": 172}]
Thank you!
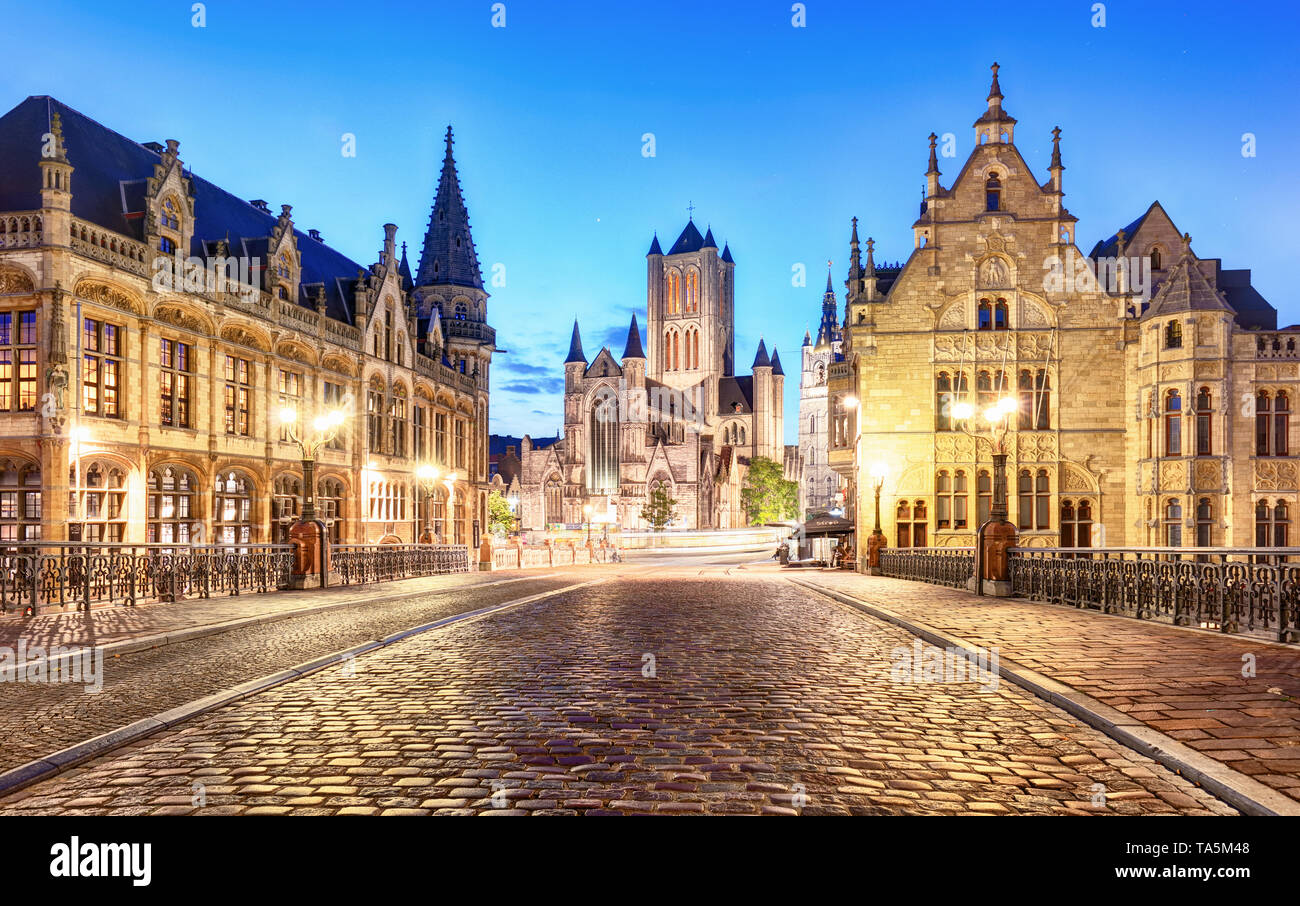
[
  {"left": 752, "top": 338, "right": 770, "bottom": 369},
  {"left": 824, "top": 263, "right": 834, "bottom": 295},
  {"left": 702, "top": 226, "right": 717, "bottom": 249},
  {"left": 565, "top": 320, "right": 586, "bottom": 364},
  {"left": 771, "top": 349, "right": 784, "bottom": 377},
  {"left": 865, "top": 237, "right": 876, "bottom": 277},
  {"left": 721, "top": 242, "right": 734, "bottom": 264},
  {"left": 1050, "top": 126, "right": 1064, "bottom": 170},
  {"left": 416, "top": 124, "right": 483, "bottom": 290},
  {"left": 803, "top": 328, "right": 812, "bottom": 347},
  {"left": 816, "top": 263, "right": 838, "bottom": 350},
  {"left": 973, "top": 62, "right": 1017, "bottom": 142},
  {"left": 669, "top": 220, "right": 706, "bottom": 255},
  {"left": 48, "top": 109, "right": 68, "bottom": 163},
  {"left": 622, "top": 314, "right": 645, "bottom": 359},
  {"left": 988, "top": 61, "right": 1003, "bottom": 101},
  {"left": 647, "top": 232, "right": 663, "bottom": 256},
  {"left": 398, "top": 241, "right": 413, "bottom": 287},
  {"left": 926, "top": 132, "right": 940, "bottom": 176}
]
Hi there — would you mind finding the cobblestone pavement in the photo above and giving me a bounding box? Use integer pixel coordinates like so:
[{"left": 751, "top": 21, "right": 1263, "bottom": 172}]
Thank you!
[
  {"left": 795, "top": 568, "right": 1300, "bottom": 802},
  {"left": 0, "top": 572, "right": 1235, "bottom": 815},
  {"left": 0, "top": 572, "right": 589, "bottom": 772}
]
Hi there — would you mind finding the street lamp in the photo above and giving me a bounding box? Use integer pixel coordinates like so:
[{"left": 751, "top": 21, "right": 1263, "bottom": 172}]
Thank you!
[
  {"left": 953, "top": 394, "right": 1018, "bottom": 594},
  {"left": 583, "top": 504, "right": 593, "bottom": 544},
  {"left": 277, "top": 406, "right": 346, "bottom": 522},
  {"left": 416, "top": 464, "right": 441, "bottom": 543}
]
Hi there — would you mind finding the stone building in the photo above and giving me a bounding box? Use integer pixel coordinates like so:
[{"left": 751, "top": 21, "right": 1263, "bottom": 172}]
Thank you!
[
  {"left": 830, "top": 65, "right": 1284, "bottom": 563},
  {"left": 797, "top": 268, "right": 845, "bottom": 517},
  {"left": 514, "top": 220, "right": 785, "bottom": 530},
  {"left": 0, "top": 96, "right": 494, "bottom": 547}
]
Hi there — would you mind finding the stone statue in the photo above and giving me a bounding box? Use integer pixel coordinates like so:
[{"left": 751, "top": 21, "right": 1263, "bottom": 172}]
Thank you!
[{"left": 45, "top": 362, "right": 68, "bottom": 411}]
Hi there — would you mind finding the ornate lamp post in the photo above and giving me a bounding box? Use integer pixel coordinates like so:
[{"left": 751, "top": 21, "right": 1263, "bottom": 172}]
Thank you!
[
  {"left": 416, "top": 464, "right": 441, "bottom": 543},
  {"left": 866, "top": 460, "right": 887, "bottom": 574},
  {"left": 278, "top": 405, "right": 346, "bottom": 587},
  {"left": 583, "top": 504, "right": 593, "bottom": 544},
  {"left": 952, "top": 394, "right": 1018, "bottom": 595}
]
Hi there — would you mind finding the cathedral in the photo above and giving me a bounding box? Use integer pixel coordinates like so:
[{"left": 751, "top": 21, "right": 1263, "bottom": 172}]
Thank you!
[
  {"left": 831, "top": 64, "right": 1286, "bottom": 562},
  {"left": 514, "top": 220, "right": 785, "bottom": 530},
  {"left": 797, "top": 268, "right": 845, "bottom": 517}
]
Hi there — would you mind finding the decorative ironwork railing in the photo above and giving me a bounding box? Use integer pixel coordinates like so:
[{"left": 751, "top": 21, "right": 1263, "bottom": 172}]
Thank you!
[
  {"left": 0, "top": 543, "right": 292, "bottom": 616},
  {"left": 1009, "top": 547, "right": 1300, "bottom": 642},
  {"left": 331, "top": 543, "right": 470, "bottom": 585},
  {"left": 879, "top": 547, "right": 975, "bottom": 588}
]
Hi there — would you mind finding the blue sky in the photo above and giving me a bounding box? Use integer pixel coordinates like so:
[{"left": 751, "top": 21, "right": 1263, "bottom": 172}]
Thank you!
[{"left": 4, "top": 0, "right": 1298, "bottom": 443}]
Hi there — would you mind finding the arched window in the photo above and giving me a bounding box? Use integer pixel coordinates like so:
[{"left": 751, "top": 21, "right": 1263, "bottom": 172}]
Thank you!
[
  {"left": 1276, "top": 392, "right": 1290, "bottom": 456},
  {"left": 367, "top": 381, "right": 385, "bottom": 452},
  {"left": 1150, "top": 247, "right": 1162, "bottom": 271},
  {"left": 895, "top": 500, "right": 927, "bottom": 548},
  {"left": 985, "top": 172, "right": 1001, "bottom": 211},
  {"left": 738, "top": 424, "right": 746, "bottom": 445},
  {"left": 994, "top": 298, "right": 1008, "bottom": 330},
  {"left": 815, "top": 362, "right": 826, "bottom": 385},
  {"left": 936, "top": 470, "right": 968, "bottom": 530},
  {"left": 1163, "top": 499, "right": 1183, "bottom": 547},
  {"left": 667, "top": 273, "right": 680, "bottom": 314},
  {"left": 390, "top": 386, "right": 409, "bottom": 458},
  {"left": 544, "top": 476, "right": 562, "bottom": 527},
  {"left": 1195, "top": 498, "right": 1213, "bottom": 547},
  {"left": 1256, "top": 499, "right": 1289, "bottom": 547},
  {"left": 1165, "top": 390, "right": 1182, "bottom": 456},
  {"left": 147, "top": 465, "right": 195, "bottom": 544},
  {"left": 272, "top": 474, "right": 301, "bottom": 540},
  {"left": 977, "top": 299, "right": 993, "bottom": 331},
  {"left": 454, "top": 302, "right": 468, "bottom": 320},
  {"left": 214, "top": 471, "right": 255, "bottom": 544},
  {"left": 1060, "top": 499, "right": 1094, "bottom": 548},
  {"left": 1018, "top": 369, "right": 1050, "bottom": 431},
  {"left": 1196, "top": 387, "right": 1213, "bottom": 455},
  {"left": 976, "top": 470, "right": 992, "bottom": 526},
  {"left": 1016, "top": 469, "right": 1050, "bottom": 530},
  {"left": 318, "top": 477, "right": 344, "bottom": 542},
  {"left": 587, "top": 390, "right": 619, "bottom": 493},
  {"left": 70, "top": 461, "right": 126, "bottom": 542},
  {"left": 1165, "top": 319, "right": 1182, "bottom": 349},
  {"left": 692, "top": 328, "right": 700, "bottom": 369},
  {"left": 936, "top": 372, "right": 953, "bottom": 430},
  {"left": 686, "top": 272, "right": 698, "bottom": 312},
  {"left": 0, "top": 459, "right": 41, "bottom": 543}
]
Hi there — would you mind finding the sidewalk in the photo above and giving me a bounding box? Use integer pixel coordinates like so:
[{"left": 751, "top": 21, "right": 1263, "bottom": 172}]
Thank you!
[
  {"left": 787, "top": 568, "right": 1300, "bottom": 811},
  {"left": 0, "top": 569, "right": 564, "bottom": 655}
]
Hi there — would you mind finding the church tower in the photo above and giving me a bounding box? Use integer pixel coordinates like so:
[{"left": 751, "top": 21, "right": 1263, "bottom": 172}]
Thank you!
[{"left": 646, "top": 218, "right": 735, "bottom": 416}]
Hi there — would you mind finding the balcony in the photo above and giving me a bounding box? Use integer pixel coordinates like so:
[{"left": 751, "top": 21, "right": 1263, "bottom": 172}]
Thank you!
[{"left": 443, "top": 319, "right": 497, "bottom": 345}]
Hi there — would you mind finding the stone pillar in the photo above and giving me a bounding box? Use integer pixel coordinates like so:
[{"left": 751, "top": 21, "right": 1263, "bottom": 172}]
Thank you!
[{"left": 478, "top": 536, "right": 493, "bottom": 571}]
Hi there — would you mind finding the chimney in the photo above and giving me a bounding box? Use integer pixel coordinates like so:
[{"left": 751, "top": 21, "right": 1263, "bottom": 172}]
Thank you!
[
  {"left": 308, "top": 229, "right": 322, "bottom": 242},
  {"left": 249, "top": 199, "right": 270, "bottom": 213},
  {"left": 142, "top": 141, "right": 165, "bottom": 153}
]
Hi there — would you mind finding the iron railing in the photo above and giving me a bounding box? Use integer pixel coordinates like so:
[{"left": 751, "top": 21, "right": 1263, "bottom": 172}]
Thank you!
[
  {"left": 879, "top": 546, "right": 975, "bottom": 588},
  {"left": 0, "top": 542, "right": 293, "bottom": 615},
  {"left": 1009, "top": 547, "right": 1300, "bottom": 642},
  {"left": 331, "top": 543, "right": 470, "bottom": 585}
]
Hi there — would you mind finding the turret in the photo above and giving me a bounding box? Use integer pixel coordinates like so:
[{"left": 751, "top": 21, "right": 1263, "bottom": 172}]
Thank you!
[
  {"left": 973, "top": 62, "right": 1017, "bottom": 145},
  {"left": 39, "top": 109, "right": 73, "bottom": 246}
]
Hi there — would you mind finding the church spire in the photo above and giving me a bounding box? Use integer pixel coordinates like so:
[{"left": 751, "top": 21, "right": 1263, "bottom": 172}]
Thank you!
[
  {"left": 815, "top": 262, "right": 838, "bottom": 350},
  {"left": 416, "top": 125, "right": 483, "bottom": 290},
  {"left": 565, "top": 320, "right": 586, "bottom": 364},
  {"left": 973, "top": 62, "right": 1017, "bottom": 144},
  {"left": 846, "top": 217, "right": 863, "bottom": 305}
]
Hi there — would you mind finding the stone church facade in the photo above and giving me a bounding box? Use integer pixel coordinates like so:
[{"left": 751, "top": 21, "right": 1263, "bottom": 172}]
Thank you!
[
  {"left": 0, "top": 96, "right": 494, "bottom": 547},
  {"left": 797, "top": 269, "right": 846, "bottom": 517},
  {"left": 832, "top": 65, "right": 1286, "bottom": 561},
  {"left": 514, "top": 220, "right": 785, "bottom": 531}
]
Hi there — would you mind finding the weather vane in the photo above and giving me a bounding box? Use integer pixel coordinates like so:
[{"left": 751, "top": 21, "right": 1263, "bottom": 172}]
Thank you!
[{"left": 687, "top": 201, "right": 695, "bottom": 219}]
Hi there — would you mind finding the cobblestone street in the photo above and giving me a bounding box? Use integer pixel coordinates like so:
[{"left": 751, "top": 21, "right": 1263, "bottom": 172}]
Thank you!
[{"left": 0, "top": 566, "right": 1234, "bottom": 815}]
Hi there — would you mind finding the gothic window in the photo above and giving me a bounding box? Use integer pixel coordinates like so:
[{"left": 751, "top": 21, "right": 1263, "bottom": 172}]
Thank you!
[
  {"left": 1017, "top": 369, "right": 1050, "bottom": 430},
  {"left": 686, "top": 272, "right": 698, "bottom": 313},
  {"left": 1060, "top": 499, "right": 1093, "bottom": 548},
  {"left": 367, "top": 381, "right": 385, "bottom": 452},
  {"left": 1196, "top": 387, "right": 1212, "bottom": 456},
  {"left": 544, "top": 476, "right": 562, "bottom": 526},
  {"left": 1163, "top": 499, "right": 1182, "bottom": 547},
  {"left": 70, "top": 461, "right": 126, "bottom": 542},
  {"left": 390, "top": 386, "right": 409, "bottom": 458},
  {"left": 1017, "top": 469, "right": 1050, "bottom": 530},
  {"left": 161, "top": 198, "right": 180, "bottom": 231},
  {"left": 692, "top": 329, "right": 700, "bottom": 370},
  {"left": 1196, "top": 497, "right": 1213, "bottom": 547},
  {"left": 318, "top": 477, "right": 344, "bottom": 542},
  {"left": 0, "top": 459, "right": 40, "bottom": 544},
  {"left": 977, "top": 470, "right": 992, "bottom": 526},
  {"left": 273, "top": 474, "right": 301, "bottom": 540},
  {"left": 1165, "top": 320, "right": 1182, "bottom": 349},
  {"left": 1256, "top": 499, "right": 1289, "bottom": 547},
  {"left": 0, "top": 311, "right": 37, "bottom": 412},
  {"left": 455, "top": 302, "right": 468, "bottom": 320},
  {"left": 1165, "top": 389, "right": 1182, "bottom": 456},
  {"left": 936, "top": 470, "right": 968, "bottom": 530},
  {"left": 985, "top": 172, "right": 1001, "bottom": 212},
  {"left": 1276, "top": 392, "right": 1291, "bottom": 456},
  {"left": 936, "top": 372, "right": 953, "bottom": 430},
  {"left": 1150, "top": 247, "right": 1162, "bottom": 271},
  {"left": 739, "top": 424, "right": 746, "bottom": 445},
  {"left": 587, "top": 390, "right": 619, "bottom": 493},
  {"left": 146, "top": 465, "right": 194, "bottom": 544},
  {"left": 978, "top": 299, "right": 992, "bottom": 331},
  {"left": 815, "top": 362, "right": 826, "bottom": 385},
  {"left": 1256, "top": 391, "right": 1271, "bottom": 455},
  {"left": 159, "top": 338, "right": 193, "bottom": 428},
  {"left": 994, "top": 298, "right": 1008, "bottom": 330},
  {"left": 160, "top": 236, "right": 177, "bottom": 254},
  {"left": 224, "top": 355, "right": 252, "bottom": 436},
  {"left": 978, "top": 370, "right": 1007, "bottom": 414},
  {"left": 279, "top": 369, "right": 304, "bottom": 443},
  {"left": 896, "top": 500, "right": 927, "bottom": 548},
  {"left": 82, "top": 317, "right": 121, "bottom": 418},
  {"left": 667, "top": 273, "right": 680, "bottom": 315},
  {"left": 215, "top": 471, "right": 255, "bottom": 544}
]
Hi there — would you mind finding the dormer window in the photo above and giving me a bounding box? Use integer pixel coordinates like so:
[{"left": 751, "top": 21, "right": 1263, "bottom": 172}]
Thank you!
[
  {"left": 161, "top": 198, "right": 180, "bottom": 231},
  {"left": 985, "top": 173, "right": 1001, "bottom": 212},
  {"left": 1150, "top": 247, "right": 1162, "bottom": 270}
]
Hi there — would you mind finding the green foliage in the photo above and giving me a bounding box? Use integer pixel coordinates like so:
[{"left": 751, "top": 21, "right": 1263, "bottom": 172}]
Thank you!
[
  {"left": 487, "top": 489, "right": 516, "bottom": 535},
  {"left": 640, "top": 487, "right": 677, "bottom": 531},
  {"left": 741, "top": 456, "right": 798, "bottom": 524}
]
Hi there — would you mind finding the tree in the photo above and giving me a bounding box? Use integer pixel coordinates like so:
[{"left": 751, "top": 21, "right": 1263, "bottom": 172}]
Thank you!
[
  {"left": 741, "top": 456, "right": 798, "bottom": 524},
  {"left": 487, "top": 490, "right": 515, "bottom": 536},
  {"left": 640, "top": 487, "right": 677, "bottom": 531}
]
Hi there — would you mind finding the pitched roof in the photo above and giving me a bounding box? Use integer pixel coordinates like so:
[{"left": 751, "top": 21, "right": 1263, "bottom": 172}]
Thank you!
[
  {"left": 622, "top": 313, "right": 645, "bottom": 359},
  {"left": 717, "top": 376, "right": 754, "bottom": 415},
  {"left": 702, "top": 226, "right": 717, "bottom": 248},
  {"left": 1089, "top": 201, "right": 1167, "bottom": 258},
  {"left": 770, "top": 348, "right": 784, "bottom": 376},
  {"left": 720, "top": 242, "right": 734, "bottom": 264},
  {"left": 1140, "top": 245, "right": 1233, "bottom": 322},
  {"left": 668, "top": 219, "right": 706, "bottom": 255},
  {"left": 752, "top": 338, "right": 770, "bottom": 369},
  {"left": 0, "top": 96, "right": 364, "bottom": 323},
  {"left": 564, "top": 320, "right": 586, "bottom": 363},
  {"left": 647, "top": 233, "right": 663, "bottom": 256},
  {"left": 415, "top": 125, "right": 483, "bottom": 290}
]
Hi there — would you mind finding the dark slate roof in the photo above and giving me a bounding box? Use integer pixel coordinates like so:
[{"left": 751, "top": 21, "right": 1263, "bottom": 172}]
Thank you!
[
  {"left": 770, "top": 348, "right": 784, "bottom": 376},
  {"left": 1217, "top": 265, "right": 1276, "bottom": 330},
  {"left": 647, "top": 233, "right": 663, "bottom": 256},
  {"left": 752, "top": 338, "right": 770, "bottom": 369},
  {"left": 398, "top": 242, "right": 413, "bottom": 292},
  {"left": 668, "top": 219, "right": 706, "bottom": 255},
  {"left": 1140, "top": 247, "right": 1232, "bottom": 322},
  {"left": 564, "top": 321, "right": 586, "bottom": 363},
  {"left": 1089, "top": 204, "right": 1158, "bottom": 258},
  {"left": 0, "top": 96, "right": 363, "bottom": 323},
  {"left": 702, "top": 226, "right": 717, "bottom": 248},
  {"left": 717, "top": 376, "right": 754, "bottom": 415},
  {"left": 622, "top": 313, "right": 645, "bottom": 359},
  {"left": 720, "top": 243, "right": 734, "bottom": 264},
  {"left": 415, "top": 125, "right": 483, "bottom": 290}
]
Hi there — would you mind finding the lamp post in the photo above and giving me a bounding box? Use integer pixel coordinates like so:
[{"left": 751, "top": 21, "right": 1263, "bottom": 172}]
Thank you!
[
  {"left": 583, "top": 504, "right": 593, "bottom": 544},
  {"left": 416, "top": 464, "right": 441, "bottom": 543},
  {"left": 278, "top": 405, "right": 346, "bottom": 587},
  {"left": 952, "top": 394, "right": 1018, "bottom": 595},
  {"left": 842, "top": 395, "right": 865, "bottom": 569},
  {"left": 867, "top": 460, "right": 887, "bottom": 574},
  {"left": 444, "top": 472, "right": 459, "bottom": 544}
]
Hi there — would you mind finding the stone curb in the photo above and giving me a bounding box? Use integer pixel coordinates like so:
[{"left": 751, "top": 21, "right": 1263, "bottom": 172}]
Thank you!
[
  {"left": 789, "top": 576, "right": 1300, "bottom": 817},
  {"left": 8, "top": 572, "right": 554, "bottom": 677},
  {"left": 0, "top": 577, "right": 606, "bottom": 800}
]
